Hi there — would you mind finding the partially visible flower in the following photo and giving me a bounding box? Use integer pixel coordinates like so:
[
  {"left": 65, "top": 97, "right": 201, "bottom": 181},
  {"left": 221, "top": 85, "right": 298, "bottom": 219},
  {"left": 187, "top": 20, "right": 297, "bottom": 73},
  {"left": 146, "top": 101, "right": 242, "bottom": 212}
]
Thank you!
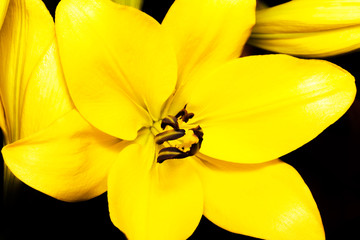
[
  {"left": 0, "top": 0, "right": 9, "bottom": 30},
  {"left": 1, "top": 0, "right": 124, "bottom": 201},
  {"left": 249, "top": 0, "right": 360, "bottom": 57},
  {"left": 2, "top": 0, "right": 356, "bottom": 239}
]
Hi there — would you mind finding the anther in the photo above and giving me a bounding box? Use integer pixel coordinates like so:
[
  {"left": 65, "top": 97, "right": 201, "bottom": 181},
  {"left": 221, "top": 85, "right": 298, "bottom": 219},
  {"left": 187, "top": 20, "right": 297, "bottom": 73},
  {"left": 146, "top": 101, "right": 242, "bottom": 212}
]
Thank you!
[
  {"left": 161, "top": 115, "right": 179, "bottom": 130},
  {"left": 175, "top": 105, "right": 194, "bottom": 123},
  {"left": 157, "top": 147, "right": 188, "bottom": 163},
  {"left": 155, "top": 129, "right": 185, "bottom": 145},
  {"left": 175, "top": 109, "right": 186, "bottom": 119},
  {"left": 156, "top": 106, "right": 203, "bottom": 164},
  {"left": 191, "top": 126, "right": 204, "bottom": 140},
  {"left": 182, "top": 112, "right": 194, "bottom": 123}
]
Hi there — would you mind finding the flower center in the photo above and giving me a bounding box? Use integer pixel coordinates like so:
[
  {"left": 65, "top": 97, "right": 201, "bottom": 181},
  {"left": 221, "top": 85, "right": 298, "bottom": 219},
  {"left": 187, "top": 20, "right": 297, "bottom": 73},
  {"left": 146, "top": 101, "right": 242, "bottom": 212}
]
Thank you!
[{"left": 154, "top": 106, "right": 203, "bottom": 163}]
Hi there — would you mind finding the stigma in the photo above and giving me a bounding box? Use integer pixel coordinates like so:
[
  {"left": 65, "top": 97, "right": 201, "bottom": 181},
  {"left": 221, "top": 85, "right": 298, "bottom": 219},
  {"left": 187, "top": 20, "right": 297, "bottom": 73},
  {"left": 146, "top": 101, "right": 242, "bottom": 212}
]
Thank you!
[{"left": 154, "top": 106, "right": 203, "bottom": 163}]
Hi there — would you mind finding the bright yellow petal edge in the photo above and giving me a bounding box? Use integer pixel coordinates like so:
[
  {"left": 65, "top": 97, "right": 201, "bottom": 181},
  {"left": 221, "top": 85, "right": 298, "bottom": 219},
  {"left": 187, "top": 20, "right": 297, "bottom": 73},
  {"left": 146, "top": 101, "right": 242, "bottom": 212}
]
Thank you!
[{"left": 249, "top": 0, "right": 360, "bottom": 57}]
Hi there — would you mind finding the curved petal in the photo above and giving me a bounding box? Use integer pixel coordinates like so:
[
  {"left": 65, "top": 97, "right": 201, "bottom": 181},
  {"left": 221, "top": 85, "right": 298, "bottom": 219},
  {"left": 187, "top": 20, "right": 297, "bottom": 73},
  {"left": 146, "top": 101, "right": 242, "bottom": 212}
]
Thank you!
[
  {"left": 249, "top": 25, "right": 360, "bottom": 58},
  {"left": 254, "top": 0, "right": 360, "bottom": 33},
  {"left": 171, "top": 54, "right": 356, "bottom": 163},
  {"left": 108, "top": 133, "right": 203, "bottom": 240},
  {"left": 2, "top": 110, "right": 124, "bottom": 202},
  {"left": 162, "top": 0, "right": 256, "bottom": 88},
  {"left": 191, "top": 156, "right": 325, "bottom": 240},
  {"left": 0, "top": 0, "right": 73, "bottom": 144},
  {"left": 0, "top": 0, "right": 9, "bottom": 29},
  {"left": 249, "top": 0, "right": 360, "bottom": 57},
  {"left": 55, "top": 0, "right": 177, "bottom": 140}
]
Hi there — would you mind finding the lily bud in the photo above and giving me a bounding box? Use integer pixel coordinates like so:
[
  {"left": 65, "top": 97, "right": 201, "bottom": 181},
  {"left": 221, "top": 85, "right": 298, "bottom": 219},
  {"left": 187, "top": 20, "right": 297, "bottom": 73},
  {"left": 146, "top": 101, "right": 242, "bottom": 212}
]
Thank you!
[{"left": 249, "top": 0, "right": 360, "bottom": 57}]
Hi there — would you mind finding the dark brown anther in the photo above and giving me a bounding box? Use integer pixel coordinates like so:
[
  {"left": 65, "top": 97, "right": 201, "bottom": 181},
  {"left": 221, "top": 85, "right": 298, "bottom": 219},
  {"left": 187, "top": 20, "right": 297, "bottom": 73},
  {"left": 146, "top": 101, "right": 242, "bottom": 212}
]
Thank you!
[
  {"left": 157, "top": 147, "right": 188, "bottom": 163},
  {"left": 188, "top": 141, "right": 202, "bottom": 156},
  {"left": 175, "top": 109, "right": 186, "bottom": 119},
  {"left": 155, "top": 129, "right": 185, "bottom": 145},
  {"left": 176, "top": 105, "right": 194, "bottom": 123},
  {"left": 192, "top": 126, "right": 204, "bottom": 140},
  {"left": 161, "top": 115, "right": 179, "bottom": 130},
  {"left": 156, "top": 106, "right": 203, "bottom": 164},
  {"left": 182, "top": 112, "right": 194, "bottom": 123}
]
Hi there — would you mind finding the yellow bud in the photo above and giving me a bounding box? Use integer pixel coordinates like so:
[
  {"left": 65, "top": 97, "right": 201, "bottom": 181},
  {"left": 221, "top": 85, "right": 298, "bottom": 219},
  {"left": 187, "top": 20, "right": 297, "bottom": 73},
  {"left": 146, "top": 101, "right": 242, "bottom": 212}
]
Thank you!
[{"left": 249, "top": 0, "right": 360, "bottom": 57}]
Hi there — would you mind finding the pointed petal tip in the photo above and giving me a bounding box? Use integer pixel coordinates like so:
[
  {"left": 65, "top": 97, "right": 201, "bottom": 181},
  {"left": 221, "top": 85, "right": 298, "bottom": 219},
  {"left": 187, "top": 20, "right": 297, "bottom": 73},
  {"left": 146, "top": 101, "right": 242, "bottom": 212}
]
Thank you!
[{"left": 192, "top": 157, "right": 325, "bottom": 240}]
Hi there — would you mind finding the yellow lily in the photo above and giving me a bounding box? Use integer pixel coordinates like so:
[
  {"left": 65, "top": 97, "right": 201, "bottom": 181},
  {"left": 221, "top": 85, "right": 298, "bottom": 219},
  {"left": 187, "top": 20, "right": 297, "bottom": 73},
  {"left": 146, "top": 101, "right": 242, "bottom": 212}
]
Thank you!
[
  {"left": 2, "top": 0, "right": 356, "bottom": 239},
  {"left": 249, "top": 0, "right": 360, "bottom": 57},
  {"left": 0, "top": 0, "right": 126, "bottom": 201}
]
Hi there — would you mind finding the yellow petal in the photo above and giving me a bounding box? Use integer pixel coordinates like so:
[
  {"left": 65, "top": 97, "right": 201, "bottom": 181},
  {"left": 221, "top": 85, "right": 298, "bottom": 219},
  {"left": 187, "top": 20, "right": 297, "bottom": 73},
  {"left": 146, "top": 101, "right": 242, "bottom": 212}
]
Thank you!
[
  {"left": 191, "top": 156, "right": 325, "bottom": 240},
  {"left": 0, "top": 0, "right": 9, "bottom": 29},
  {"left": 255, "top": 0, "right": 360, "bottom": 33},
  {"left": 162, "top": 0, "right": 256, "bottom": 88},
  {"left": 108, "top": 133, "right": 203, "bottom": 240},
  {"left": 2, "top": 110, "right": 124, "bottom": 202},
  {"left": 249, "top": 0, "right": 360, "bottom": 57},
  {"left": 0, "top": 0, "right": 73, "bottom": 144},
  {"left": 55, "top": 0, "right": 177, "bottom": 140},
  {"left": 171, "top": 54, "right": 356, "bottom": 163}
]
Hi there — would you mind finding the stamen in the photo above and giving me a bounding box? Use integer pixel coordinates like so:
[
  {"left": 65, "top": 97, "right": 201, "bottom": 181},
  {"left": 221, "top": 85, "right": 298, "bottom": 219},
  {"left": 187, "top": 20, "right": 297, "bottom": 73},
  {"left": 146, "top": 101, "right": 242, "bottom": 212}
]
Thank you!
[
  {"left": 182, "top": 112, "right": 194, "bottom": 123},
  {"left": 175, "top": 105, "right": 194, "bottom": 123},
  {"left": 157, "top": 147, "right": 188, "bottom": 163},
  {"left": 191, "top": 126, "right": 204, "bottom": 140},
  {"left": 156, "top": 106, "right": 203, "bottom": 164},
  {"left": 188, "top": 141, "right": 201, "bottom": 156},
  {"left": 175, "top": 109, "right": 186, "bottom": 119},
  {"left": 161, "top": 115, "right": 179, "bottom": 130},
  {"left": 155, "top": 129, "right": 185, "bottom": 145}
]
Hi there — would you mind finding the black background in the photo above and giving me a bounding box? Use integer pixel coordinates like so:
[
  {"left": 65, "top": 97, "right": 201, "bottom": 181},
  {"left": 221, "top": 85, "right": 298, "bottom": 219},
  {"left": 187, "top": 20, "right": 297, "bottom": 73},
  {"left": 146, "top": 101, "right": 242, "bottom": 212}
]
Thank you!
[{"left": 1, "top": 0, "right": 360, "bottom": 239}]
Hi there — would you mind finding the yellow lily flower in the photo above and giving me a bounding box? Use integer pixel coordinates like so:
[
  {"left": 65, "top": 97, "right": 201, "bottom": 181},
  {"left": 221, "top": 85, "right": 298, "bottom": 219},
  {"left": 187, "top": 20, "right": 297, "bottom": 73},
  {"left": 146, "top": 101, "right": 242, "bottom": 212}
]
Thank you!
[
  {"left": 249, "top": 0, "right": 360, "bottom": 57},
  {"left": 3, "top": 0, "right": 356, "bottom": 239},
  {"left": 1, "top": 0, "right": 127, "bottom": 201}
]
